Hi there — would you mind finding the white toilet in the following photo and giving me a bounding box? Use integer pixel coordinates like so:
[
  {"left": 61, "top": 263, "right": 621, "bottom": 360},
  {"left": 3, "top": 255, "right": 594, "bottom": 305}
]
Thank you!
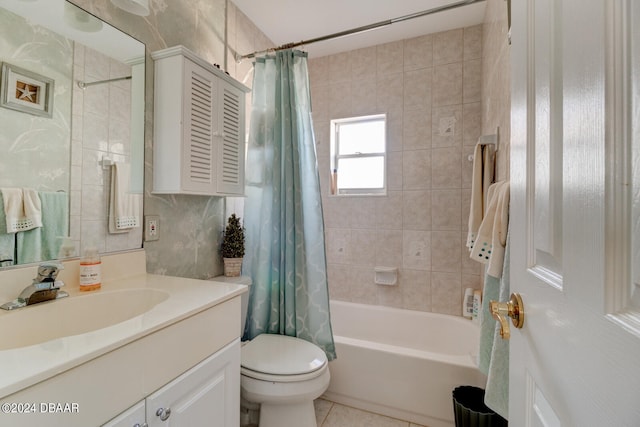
[{"left": 239, "top": 284, "right": 330, "bottom": 427}]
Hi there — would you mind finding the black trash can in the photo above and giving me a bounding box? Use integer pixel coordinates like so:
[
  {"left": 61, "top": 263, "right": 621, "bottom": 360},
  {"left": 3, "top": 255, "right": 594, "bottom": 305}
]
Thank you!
[{"left": 452, "top": 386, "right": 508, "bottom": 427}]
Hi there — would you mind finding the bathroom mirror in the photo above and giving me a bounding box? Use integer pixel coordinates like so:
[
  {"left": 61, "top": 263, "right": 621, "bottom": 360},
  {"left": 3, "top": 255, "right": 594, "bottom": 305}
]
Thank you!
[
  {"left": 0, "top": 0, "right": 144, "bottom": 267},
  {"left": 632, "top": 1, "right": 640, "bottom": 306}
]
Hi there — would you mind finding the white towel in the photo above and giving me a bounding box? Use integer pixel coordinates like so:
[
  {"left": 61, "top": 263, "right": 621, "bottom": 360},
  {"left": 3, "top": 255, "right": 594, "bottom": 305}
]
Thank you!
[
  {"left": 469, "top": 181, "right": 510, "bottom": 278},
  {"left": 109, "top": 163, "right": 140, "bottom": 234},
  {"left": 466, "top": 143, "right": 495, "bottom": 250},
  {"left": 1, "top": 188, "right": 42, "bottom": 233}
]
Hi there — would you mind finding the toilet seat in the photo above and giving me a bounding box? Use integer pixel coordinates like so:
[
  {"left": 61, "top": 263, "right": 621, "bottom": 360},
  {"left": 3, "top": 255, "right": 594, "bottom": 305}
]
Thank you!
[{"left": 241, "top": 334, "right": 328, "bottom": 383}]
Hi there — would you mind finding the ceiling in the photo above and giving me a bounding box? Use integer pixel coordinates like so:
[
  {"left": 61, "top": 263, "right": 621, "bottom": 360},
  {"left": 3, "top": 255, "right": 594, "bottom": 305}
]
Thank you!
[{"left": 232, "top": 0, "right": 487, "bottom": 59}]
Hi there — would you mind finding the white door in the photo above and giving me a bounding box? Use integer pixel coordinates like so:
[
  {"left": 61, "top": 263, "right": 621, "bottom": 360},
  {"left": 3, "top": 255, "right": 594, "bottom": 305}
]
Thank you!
[{"left": 510, "top": 0, "right": 640, "bottom": 425}]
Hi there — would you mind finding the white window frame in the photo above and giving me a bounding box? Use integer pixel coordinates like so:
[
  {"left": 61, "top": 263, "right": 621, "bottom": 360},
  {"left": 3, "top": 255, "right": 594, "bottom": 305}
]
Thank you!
[{"left": 330, "top": 113, "right": 387, "bottom": 196}]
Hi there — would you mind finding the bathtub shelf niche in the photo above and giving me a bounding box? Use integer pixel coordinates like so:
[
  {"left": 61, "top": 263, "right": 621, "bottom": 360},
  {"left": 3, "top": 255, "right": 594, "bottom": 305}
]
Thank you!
[{"left": 374, "top": 266, "right": 397, "bottom": 286}]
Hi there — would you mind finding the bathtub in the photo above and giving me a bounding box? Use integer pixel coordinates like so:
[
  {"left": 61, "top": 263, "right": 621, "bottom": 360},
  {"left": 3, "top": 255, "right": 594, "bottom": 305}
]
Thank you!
[{"left": 324, "top": 301, "right": 487, "bottom": 427}]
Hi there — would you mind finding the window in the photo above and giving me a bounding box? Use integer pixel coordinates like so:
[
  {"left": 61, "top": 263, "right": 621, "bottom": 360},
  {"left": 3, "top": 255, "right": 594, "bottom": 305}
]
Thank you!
[{"left": 330, "top": 114, "right": 387, "bottom": 196}]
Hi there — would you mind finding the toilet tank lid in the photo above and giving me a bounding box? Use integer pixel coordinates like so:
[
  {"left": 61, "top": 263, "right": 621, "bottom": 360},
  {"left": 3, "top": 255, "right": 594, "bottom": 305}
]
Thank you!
[{"left": 241, "top": 334, "right": 327, "bottom": 376}]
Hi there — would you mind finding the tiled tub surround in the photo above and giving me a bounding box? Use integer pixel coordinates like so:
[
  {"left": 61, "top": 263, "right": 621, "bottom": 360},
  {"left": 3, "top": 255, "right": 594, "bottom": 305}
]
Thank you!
[{"left": 309, "top": 26, "right": 484, "bottom": 315}]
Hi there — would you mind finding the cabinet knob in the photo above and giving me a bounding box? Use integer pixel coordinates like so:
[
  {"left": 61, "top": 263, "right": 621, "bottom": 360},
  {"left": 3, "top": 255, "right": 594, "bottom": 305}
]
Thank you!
[
  {"left": 155, "top": 407, "right": 171, "bottom": 421},
  {"left": 133, "top": 424, "right": 148, "bottom": 427}
]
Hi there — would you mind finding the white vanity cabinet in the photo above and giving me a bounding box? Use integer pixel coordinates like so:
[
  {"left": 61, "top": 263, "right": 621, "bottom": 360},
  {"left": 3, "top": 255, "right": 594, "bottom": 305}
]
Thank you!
[
  {"left": 0, "top": 280, "right": 245, "bottom": 427},
  {"left": 146, "top": 340, "right": 239, "bottom": 426},
  {"left": 103, "top": 340, "right": 240, "bottom": 427},
  {"left": 151, "top": 46, "right": 249, "bottom": 196},
  {"left": 102, "top": 401, "right": 145, "bottom": 427}
]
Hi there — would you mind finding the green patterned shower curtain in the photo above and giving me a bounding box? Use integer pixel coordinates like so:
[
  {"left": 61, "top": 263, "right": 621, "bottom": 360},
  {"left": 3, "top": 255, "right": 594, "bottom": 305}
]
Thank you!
[{"left": 242, "top": 50, "right": 336, "bottom": 360}]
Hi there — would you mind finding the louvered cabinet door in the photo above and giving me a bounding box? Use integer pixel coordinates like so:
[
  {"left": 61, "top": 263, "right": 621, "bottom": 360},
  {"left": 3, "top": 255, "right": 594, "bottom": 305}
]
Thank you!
[
  {"left": 215, "top": 80, "right": 245, "bottom": 195},
  {"left": 181, "top": 59, "right": 217, "bottom": 194},
  {"left": 152, "top": 46, "right": 249, "bottom": 196}
]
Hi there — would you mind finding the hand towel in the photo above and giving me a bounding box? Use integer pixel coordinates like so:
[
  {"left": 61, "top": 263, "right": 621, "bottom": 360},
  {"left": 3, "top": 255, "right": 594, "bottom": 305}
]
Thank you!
[
  {"left": 478, "top": 231, "right": 510, "bottom": 419},
  {"left": 1, "top": 188, "right": 42, "bottom": 233},
  {"left": 0, "top": 193, "right": 16, "bottom": 266},
  {"left": 23, "top": 188, "right": 43, "bottom": 229},
  {"left": 109, "top": 162, "right": 140, "bottom": 234},
  {"left": 466, "top": 143, "right": 495, "bottom": 250},
  {"left": 469, "top": 181, "right": 510, "bottom": 278},
  {"left": 17, "top": 191, "right": 69, "bottom": 265}
]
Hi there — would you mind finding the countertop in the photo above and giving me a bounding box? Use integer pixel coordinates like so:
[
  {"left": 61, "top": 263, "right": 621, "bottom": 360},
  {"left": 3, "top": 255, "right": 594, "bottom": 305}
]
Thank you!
[{"left": 0, "top": 273, "right": 246, "bottom": 398}]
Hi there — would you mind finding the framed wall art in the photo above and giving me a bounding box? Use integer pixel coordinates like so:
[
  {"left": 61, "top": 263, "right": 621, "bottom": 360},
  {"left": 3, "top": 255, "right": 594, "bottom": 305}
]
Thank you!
[{"left": 0, "top": 62, "right": 54, "bottom": 118}]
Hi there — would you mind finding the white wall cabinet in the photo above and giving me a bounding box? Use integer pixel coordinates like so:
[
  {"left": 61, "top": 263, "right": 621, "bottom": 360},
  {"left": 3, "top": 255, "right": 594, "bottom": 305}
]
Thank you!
[
  {"left": 152, "top": 46, "right": 249, "bottom": 196},
  {"left": 103, "top": 340, "right": 240, "bottom": 427}
]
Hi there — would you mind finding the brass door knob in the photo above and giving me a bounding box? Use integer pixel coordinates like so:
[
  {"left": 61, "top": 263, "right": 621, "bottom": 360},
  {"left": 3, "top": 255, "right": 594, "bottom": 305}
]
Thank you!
[{"left": 489, "top": 292, "right": 524, "bottom": 340}]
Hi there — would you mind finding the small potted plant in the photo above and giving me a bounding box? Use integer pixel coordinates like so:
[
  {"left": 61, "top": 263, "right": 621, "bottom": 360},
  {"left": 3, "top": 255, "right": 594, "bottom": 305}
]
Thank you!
[{"left": 220, "top": 213, "right": 245, "bottom": 277}]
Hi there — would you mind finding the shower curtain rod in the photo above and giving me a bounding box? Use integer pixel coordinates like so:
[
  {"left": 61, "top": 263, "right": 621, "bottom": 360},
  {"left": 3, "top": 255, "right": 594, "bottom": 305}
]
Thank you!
[
  {"left": 77, "top": 76, "right": 132, "bottom": 89},
  {"left": 236, "top": 0, "right": 485, "bottom": 61}
]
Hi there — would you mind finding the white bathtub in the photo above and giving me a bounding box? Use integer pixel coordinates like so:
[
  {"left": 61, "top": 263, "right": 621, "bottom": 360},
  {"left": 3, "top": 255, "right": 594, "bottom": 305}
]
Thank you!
[{"left": 324, "top": 301, "right": 486, "bottom": 427}]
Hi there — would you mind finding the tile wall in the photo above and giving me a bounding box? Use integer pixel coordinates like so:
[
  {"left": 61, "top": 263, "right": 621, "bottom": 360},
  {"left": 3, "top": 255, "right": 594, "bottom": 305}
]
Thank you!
[{"left": 309, "top": 26, "right": 485, "bottom": 315}]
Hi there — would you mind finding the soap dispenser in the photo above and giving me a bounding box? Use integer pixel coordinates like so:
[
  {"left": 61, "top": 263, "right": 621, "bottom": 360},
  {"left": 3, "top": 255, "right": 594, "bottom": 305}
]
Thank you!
[{"left": 79, "top": 246, "right": 101, "bottom": 291}]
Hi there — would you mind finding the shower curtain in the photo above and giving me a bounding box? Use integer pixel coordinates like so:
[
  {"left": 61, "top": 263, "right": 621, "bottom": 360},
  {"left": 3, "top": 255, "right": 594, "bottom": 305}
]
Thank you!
[{"left": 242, "top": 50, "right": 336, "bottom": 360}]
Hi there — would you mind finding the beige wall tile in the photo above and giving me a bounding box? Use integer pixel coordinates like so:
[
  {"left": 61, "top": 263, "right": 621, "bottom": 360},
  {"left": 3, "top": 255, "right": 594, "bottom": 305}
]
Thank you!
[
  {"left": 403, "top": 107, "right": 432, "bottom": 151},
  {"left": 433, "top": 29, "right": 464, "bottom": 65},
  {"left": 375, "top": 229, "right": 403, "bottom": 266},
  {"left": 431, "top": 271, "right": 462, "bottom": 315},
  {"left": 329, "top": 52, "right": 351, "bottom": 83},
  {"left": 432, "top": 105, "right": 463, "bottom": 148},
  {"left": 403, "top": 149, "right": 432, "bottom": 190},
  {"left": 404, "top": 67, "right": 433, "bottom": 109},
  {"left": 432, "top": 190, "right": 462, "bottom": 231},
  {"left": 351, "top": 46, "right": 377, "bottom": 81},
  {"left": 463, "top": 102, "right": 482, "bottom": 146},
  {"left": 463, "top": 58, "right": 482, "bottom": 103},
  {"left": 403, "top": 190, "right": 431, "bottom": 231},
  {"left": 433, "top": 62, "right": 463, "bottom": 107},
  {"left": 377, "top": 73, "right": 405, "bottom": 115},
  {"left": 464, "top": 25, "right": 483, "bottom": 60},
  {"left": 329, "top": 82, "right": 352, "bottom": 118},
  {"left": 401, "top": 269, "right": 432, "bottom": 311},
  {"left": 431, "top": 146, "right": 462, "bottom": 189},
  {"left": 404, "top": 34, "right": 433, "bottom": 71},
  {"left": 352, "top": 79, "right": 378, "bottom": 116},
  {"left": 376, "top": 191, "right": 404, "bottom": 229},
  {"left": 351, "top": 229, "right": 377, "bottom": 267},
  {"left": 431, "top": 231, "right": 462, "bottom": 273},
  {"left": 377, "top": 40, "right": 404, "bottom": 76},
  {"left": 402, "top": 230, "right": 431, "bottom": 270},
  {"left": 387, "top": 151, "right": 404, "bottom": 190}
]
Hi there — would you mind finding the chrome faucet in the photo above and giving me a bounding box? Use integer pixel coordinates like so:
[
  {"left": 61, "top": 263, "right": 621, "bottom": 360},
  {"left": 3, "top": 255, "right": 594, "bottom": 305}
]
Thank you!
[{"left": 0, "top": 262, "right": 68, "bottom": 311}]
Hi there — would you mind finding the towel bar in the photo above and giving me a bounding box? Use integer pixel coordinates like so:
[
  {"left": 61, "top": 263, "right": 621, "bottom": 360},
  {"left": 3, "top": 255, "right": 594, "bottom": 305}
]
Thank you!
[{"left": 468, "top": 131, "right": 499, "bottom": 162}]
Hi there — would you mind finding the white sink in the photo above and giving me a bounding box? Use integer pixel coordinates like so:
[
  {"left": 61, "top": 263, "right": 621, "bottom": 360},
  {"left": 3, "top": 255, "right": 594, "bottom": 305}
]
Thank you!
[{"left": 0, "top": 288, "right": 169, "bottom": 350}]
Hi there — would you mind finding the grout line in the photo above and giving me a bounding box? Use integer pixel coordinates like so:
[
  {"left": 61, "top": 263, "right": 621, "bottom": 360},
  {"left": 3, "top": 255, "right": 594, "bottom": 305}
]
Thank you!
[{"left": 319, "top": 399, "right": 335, "bottom": 427}]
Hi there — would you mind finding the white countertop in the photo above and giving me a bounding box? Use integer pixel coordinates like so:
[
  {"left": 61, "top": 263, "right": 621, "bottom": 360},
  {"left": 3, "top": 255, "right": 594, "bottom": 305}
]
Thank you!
[{"left": 0, "top": 273, "right": 246, "bottom": 398}]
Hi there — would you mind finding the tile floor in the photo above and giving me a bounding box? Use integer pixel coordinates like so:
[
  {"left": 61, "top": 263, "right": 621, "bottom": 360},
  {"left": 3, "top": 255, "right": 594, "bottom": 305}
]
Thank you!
[
  {"left": 242, "top": 398, "right": 429, "bottom": 427},
  {"left": 314, "top": 398, "right": 427, "bottom": 427}
]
